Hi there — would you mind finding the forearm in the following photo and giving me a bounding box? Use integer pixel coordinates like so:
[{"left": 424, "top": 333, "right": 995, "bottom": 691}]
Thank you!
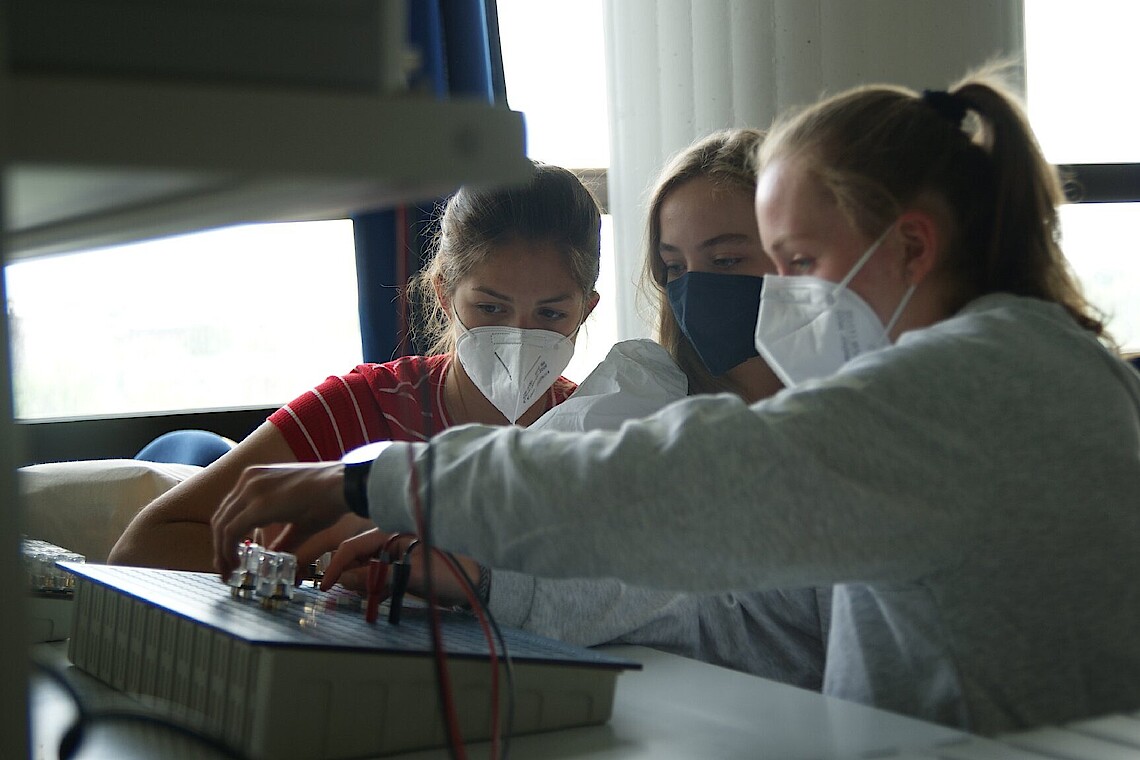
[
  {"left": 112, "top": 421, "right": 297, "bottom": 571},
  {"left": 489, "top": 570, "right": 688, "bottom": 646},
  {"left": 611, "top": 587, "right": 828, "bottom": 689},
  {"left": 367, "top": 387, "right": 972, "bottom": 592},
  {"left": 488, "top": 568, "right": 827, "bottom": 688},
  {"left": 367, "top": 409, "right": 802, "bottom": 590},
  {"left": 108, "top": 515, "right": 216, "bottom": 571}
]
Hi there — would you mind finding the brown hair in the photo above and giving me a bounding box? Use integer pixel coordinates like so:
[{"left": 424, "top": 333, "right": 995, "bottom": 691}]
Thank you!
[
  {"left": 411, "top": 162, "right": 603, "bottom": 355},
  {"left": 756, "top": 64, "right": 1106, "bottom": 337},
  {"left": 641, "top": 128, "right": 767, "bottom": 395}
]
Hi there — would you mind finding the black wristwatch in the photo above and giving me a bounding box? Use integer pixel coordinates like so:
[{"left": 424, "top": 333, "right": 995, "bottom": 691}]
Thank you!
[
  {"left": 341, "top": 441, "right": 392, "bottom": 518},
  {"left": 343, "top": 459, "right": 372, "bottom": 517}
]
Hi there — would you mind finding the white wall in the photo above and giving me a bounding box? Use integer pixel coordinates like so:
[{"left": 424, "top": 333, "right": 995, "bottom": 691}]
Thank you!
[{"left": 603, "top": 0, "right": 1025, "bottom": 339}]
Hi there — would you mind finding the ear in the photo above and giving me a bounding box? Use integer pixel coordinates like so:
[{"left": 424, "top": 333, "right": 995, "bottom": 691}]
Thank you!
[
  {"left": 894, "top": 209, "right": 941, "bottom": 286},
  {"left": 583, "top": 290, "right": 601, "bottom": 320},
  {"left": 432, "top": 275, "right": 451, "bottom": 316}
]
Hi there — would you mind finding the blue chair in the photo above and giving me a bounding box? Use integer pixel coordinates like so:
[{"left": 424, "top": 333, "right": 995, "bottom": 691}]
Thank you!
[{"left": 135, "top": 430, "right": 235, "bottom": 467}]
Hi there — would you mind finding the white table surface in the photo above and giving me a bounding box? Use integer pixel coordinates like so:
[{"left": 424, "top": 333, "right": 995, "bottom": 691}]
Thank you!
[
  {"left": 397, "top": 644, "right": 975, "bottom": 760},
  {"left": 32, "top": 640, "right": 1053, "bottom": 760}
]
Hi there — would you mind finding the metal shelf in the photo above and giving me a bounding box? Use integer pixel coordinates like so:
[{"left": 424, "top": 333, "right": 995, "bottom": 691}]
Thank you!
[{"left": 4, "top": 74, "right": 529, "bottom": 259}]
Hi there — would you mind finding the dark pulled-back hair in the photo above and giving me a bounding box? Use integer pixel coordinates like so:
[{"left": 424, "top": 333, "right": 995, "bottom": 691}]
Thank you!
[{"left": 411, "top": 162, "right": 602, "bottom": 355}]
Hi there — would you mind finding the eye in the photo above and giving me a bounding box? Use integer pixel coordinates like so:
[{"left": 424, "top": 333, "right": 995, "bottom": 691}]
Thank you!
[
  {"left": 475, "top": 302, "right": 507, "bottom": 315},
  {"left": 712, "top": 256, "right": 744, "bottom": 270},
  {"left": 539, "top": 308, "right": 569, "bottom": 322},
  {"left": 662, "top": 261, "right": 685, "bottom": 281},
  {"left": 789, "top": 257, "right": 814, "bottom": 274}
]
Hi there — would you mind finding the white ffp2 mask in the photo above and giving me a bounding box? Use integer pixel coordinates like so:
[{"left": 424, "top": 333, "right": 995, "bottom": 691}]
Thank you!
[
  {"left": 753, "top": 225, "right": 915, "bottom": 388},
  {"left": 455, "top": 325, "right": 576, "bottom": 423}
]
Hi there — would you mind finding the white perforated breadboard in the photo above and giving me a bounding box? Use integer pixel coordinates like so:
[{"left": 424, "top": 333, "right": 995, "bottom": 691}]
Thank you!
[{"left": 63, "top": 563, "right": 639, "bottom": 759}]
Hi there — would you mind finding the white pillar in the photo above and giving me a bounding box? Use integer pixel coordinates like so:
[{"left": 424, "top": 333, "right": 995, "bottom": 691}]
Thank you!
[{"left": 603, "top": 0, "right": 1024, "bottom": 339}]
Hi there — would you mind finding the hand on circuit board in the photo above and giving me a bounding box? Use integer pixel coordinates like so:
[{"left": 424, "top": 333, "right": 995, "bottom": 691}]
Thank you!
[
  {"left": 323, "top": 528, "right": 487, "bottom": 610},
  {"left": 212, "top": 461, "right": 347, "bottom": 581}
]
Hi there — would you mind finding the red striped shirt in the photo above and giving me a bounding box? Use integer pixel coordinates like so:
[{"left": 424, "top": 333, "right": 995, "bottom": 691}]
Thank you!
[{"left": 269, "top": 354, "right": 577, "bottom": 462}]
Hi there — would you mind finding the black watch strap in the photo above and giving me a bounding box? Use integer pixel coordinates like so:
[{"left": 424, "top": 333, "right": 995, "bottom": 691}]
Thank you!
[{"left": 343, "top": 459, "right": 372, "bottom": 517}]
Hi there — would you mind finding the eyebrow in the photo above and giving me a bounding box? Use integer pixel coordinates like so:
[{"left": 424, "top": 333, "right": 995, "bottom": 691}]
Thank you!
[
  {"left": 765, "top": 232, "right": 811, "bottom": 255},
  {"left": 473, "top": 286, "right": 573, "bottom": 305},
  {"left": 659, "top": 232, "right": 753, "bottom": 253},
  {"left": 699, "top": 232, "right": 753, "bottom": 250}
]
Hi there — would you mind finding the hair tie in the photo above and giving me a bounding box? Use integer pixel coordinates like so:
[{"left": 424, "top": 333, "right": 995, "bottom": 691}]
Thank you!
[{"left": 921, "top": 89, "right": 967, "bottom": 129}]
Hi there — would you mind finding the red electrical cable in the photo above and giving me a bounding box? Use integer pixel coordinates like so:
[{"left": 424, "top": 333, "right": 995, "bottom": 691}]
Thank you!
[
  {"left": 364, "top": 558, "right": 388, "bottom": 624},
  {"left": 434, "top": 549, "right": 502, "bottom": 759},
  {"left": 407, "top": 446, "right": 467, "bottom": 760}
]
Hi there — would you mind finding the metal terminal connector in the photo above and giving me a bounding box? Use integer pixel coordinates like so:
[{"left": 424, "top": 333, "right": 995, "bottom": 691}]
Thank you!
[
  {"left": 255, "top": 548, "right": 297, "bottom": 609},
  {"left": 228, "top": 542, "right": 298, "bottom": 609},
  {"left": 228, "top": 541, "right": 262, "bottom": 599}
]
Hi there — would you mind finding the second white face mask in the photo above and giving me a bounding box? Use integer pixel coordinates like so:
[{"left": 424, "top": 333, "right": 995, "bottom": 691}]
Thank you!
[
  {"left": 753, "top": 277, "right": 899, "bottom": 387},
  {"left": 753, "top": 225, "right": 914, "bottom": 388},
  {"left": 455, "top": 325, "right": 576, "bottom": 423}
]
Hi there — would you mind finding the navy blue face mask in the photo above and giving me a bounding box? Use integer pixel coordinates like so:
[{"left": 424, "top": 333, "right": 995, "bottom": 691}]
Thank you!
[{"left": 666, "top": 271, "right": 764, "bottom": 376}]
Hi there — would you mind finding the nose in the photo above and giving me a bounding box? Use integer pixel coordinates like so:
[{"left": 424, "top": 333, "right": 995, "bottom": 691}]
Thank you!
[{"left": 507, "top": 314, "right": 542, "bottom": 331}]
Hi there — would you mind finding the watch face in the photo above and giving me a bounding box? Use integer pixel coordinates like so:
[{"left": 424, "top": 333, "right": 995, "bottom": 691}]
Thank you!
[{"left": 342, "top": 440, "right": 393, "bottom": 465}]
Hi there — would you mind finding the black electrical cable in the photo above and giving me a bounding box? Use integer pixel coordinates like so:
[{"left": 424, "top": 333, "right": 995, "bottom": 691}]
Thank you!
[
  {"left": 31, "top": 656, "right": 248, "bottom": 760},
  {"left": 387, "top": 538, "right": 417, "bottom": 625},
  {"left": 407, "top": 541, "right": 514, "bottom": 759},
  {"left": 416, "top": 356, "right": 466, "bottom": 759},
  {"left": 440, "top": 549, "right": 515, "bottom": 760}
]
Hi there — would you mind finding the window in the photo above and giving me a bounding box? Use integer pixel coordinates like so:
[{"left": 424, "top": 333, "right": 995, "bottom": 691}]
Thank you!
[
  {"left": 7, "top": 2, "right": 614, "bottom": 419},
  {"left": 497, "top": 0, "right": 617, "bottom": 381},
  {"left": 1025, "top": 0, "right": 1140, "bottom": 351},
  {"left": 23, "top": 7, "right": 1119, "bottom": 422},
  {"left": 5, "top": 220, "right": 361, "bottom": 419}
]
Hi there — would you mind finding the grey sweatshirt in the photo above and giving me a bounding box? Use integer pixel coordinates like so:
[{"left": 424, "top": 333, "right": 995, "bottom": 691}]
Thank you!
[{"left": 367, "top": 294, "right": 1140, "bottom": 735}]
